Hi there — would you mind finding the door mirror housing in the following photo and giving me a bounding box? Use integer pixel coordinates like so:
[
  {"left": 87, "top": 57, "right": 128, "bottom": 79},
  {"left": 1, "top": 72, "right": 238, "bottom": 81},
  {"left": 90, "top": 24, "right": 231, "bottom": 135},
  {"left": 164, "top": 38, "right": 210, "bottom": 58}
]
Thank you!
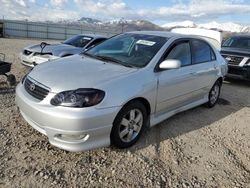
[{"left": 159, "top": 59, "right": 181, "bottom": 70}]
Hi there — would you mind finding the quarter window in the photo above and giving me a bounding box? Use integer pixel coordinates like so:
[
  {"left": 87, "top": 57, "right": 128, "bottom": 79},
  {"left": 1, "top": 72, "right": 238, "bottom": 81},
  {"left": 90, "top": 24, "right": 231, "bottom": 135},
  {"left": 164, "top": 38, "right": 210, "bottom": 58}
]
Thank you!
[
  {"left": 166, "top": 42, "right": 191, "bottom": 66},
  {"left": 191, "top": 40, "right": 215, "bottom": 64}
]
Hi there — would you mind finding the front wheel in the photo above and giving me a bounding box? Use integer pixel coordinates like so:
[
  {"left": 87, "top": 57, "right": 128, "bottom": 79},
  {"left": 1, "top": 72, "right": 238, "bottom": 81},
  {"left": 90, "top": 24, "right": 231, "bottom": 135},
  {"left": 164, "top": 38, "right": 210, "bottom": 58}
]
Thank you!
[
  {"left": 111, "top": 101, "right": 148, "bottom": 148},
  {"left": 206, "top": 80, "right": 221, "bottom": 108}
]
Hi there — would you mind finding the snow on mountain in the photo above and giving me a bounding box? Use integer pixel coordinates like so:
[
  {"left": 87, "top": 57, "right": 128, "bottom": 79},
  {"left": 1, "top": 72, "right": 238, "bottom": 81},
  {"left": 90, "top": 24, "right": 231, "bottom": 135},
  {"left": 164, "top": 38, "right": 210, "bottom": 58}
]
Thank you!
[
  {"left": 162, "top": 20, "right": 196, "bottom": 28},
  {"left": 78, "top": 17, "right": 102, "bottom": 24},
  {"left": 104, "top": 19, "right": 133, "bottom": 25},
  {"left": 162, "top": 20, "right": 250, "bottom": 33},
  {"left": 198, "top": 21, "right": 249, "bottom": 32}
]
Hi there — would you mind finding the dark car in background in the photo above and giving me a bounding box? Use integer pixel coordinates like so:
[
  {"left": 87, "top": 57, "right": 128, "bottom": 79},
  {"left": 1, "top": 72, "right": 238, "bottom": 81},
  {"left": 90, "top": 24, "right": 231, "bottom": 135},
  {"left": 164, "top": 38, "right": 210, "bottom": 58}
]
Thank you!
[
  {"left": 20, "top": 34, "right": 108, "bottom": 67},
  {"left": 221, "top": 35, "right": 250, "bottom": 80}
]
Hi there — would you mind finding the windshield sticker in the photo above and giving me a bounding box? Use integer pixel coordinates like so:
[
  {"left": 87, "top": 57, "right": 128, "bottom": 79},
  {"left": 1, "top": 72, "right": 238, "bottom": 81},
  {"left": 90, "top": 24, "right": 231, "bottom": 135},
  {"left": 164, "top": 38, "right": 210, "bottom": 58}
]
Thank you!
[
  {"left": 136, "top": 40, "right": 156, "bottom": 46},
  {"left": 83, "top": 37, "right": 92, "bottom": 40}
]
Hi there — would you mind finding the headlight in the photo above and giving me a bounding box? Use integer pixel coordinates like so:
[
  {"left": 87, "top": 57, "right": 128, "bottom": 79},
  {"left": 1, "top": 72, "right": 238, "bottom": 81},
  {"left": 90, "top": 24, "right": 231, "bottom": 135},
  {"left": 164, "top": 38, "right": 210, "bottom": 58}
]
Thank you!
[
  {"left": 22, "top": 71, "right": 32, "bottom": 84},
  {"left": 21, "top": 74, "right": 27, "bottom": 84},
  {"left": 51, "top": 88, "right": 105, "bottom": 108}
]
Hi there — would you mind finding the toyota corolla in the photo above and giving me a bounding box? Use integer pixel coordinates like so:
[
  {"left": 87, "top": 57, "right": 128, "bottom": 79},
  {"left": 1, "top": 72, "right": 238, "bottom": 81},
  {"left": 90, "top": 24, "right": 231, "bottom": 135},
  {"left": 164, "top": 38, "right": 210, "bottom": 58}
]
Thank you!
[{"left": 16, "top": 31, "right": 227, "bottom": 152}]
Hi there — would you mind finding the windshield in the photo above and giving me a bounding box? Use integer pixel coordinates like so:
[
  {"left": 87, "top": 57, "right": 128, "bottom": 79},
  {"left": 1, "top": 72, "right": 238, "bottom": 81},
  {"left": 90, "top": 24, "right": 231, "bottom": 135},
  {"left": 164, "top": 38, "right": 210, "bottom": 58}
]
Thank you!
[
  {"left": 84, "top": 33, "right": 168, "bottom": 68},
  {"left": 63, "top": 35, "right": 93, "bottom": 48},
  {"left": 222, "top": 36, "right": 250, "bottom": 49}
]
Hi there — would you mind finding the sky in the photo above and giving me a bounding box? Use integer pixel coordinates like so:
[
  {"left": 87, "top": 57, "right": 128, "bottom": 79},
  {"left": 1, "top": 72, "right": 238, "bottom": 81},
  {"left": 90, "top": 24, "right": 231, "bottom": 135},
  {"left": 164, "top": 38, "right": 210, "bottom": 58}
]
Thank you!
[{"left": 1, "top": 0, "right": 250, "bottom": 25}]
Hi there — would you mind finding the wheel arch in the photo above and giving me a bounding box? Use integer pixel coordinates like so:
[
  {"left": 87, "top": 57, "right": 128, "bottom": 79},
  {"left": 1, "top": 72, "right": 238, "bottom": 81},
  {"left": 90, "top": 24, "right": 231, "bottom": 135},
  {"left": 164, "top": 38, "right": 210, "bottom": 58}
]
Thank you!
[
  {"left": 112, "top": 97, "right": 151, "bottom": 126},
  {"left": 217, "top": 77, "right": 223, "bottom": 85},
  {"left": 125, "top": 97, "right": 151, "bottom": 116}
]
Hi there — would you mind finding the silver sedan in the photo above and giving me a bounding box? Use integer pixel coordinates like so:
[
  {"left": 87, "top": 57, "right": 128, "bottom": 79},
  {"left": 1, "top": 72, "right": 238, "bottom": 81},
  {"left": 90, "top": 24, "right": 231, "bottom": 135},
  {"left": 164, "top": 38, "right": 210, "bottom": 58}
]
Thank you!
[
  {"left": 16, "top": 31, "right": 227, "bottom": 152},
  {"left": 20, "top": 34, "right": 107, "bottom": 67}
]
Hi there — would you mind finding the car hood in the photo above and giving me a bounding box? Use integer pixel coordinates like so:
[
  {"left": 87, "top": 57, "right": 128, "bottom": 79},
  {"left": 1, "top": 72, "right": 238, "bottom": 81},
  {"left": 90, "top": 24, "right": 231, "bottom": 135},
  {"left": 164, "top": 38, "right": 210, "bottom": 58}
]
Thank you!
[
  {"left": 25, "top": 43, "right": 80, "bottom": 55},
  {"left": 28, "top": 54, "right": 138, "bottom": 93},
  {"left": 221, "top": 47, "right": 250, "bottom": 57}
]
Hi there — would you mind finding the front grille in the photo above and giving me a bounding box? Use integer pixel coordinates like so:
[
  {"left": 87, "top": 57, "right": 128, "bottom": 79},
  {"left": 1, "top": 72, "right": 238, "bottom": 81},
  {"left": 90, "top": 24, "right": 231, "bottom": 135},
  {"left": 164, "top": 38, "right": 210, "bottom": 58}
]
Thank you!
[
  {"left": 23, "top": 50, "right": 32, "bottom": 56},
  {"left": 34, "top": 52, "right": 52, "bottom": 56},
  {"left": 222, "top": 55, "right": 243, "bottom": 65},
  {"left": 24, "top": 77, "right": 50, "bottom": 100}
]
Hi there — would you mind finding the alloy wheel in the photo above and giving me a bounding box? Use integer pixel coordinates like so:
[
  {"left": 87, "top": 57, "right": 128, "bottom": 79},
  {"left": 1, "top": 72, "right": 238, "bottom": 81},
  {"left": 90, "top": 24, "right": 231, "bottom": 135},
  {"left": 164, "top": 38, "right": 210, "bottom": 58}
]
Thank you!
[{"left": 118, "top": 109, "right": 143, "bottom": 143}]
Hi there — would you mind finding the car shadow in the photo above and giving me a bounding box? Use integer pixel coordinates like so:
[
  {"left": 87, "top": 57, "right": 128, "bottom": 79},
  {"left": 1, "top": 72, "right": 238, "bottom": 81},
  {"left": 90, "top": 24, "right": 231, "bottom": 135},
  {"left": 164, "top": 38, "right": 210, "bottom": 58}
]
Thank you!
[
  {"left": 224, "top": 77, "right": 250, "bottom": 88},
  {"left": 124, "top": 80, "right": 249, "bottom": 153}
]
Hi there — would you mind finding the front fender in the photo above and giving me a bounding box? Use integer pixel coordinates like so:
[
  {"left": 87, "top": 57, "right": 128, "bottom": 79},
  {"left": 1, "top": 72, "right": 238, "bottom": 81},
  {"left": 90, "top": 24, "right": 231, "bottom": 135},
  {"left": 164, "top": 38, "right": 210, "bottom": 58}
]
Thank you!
[{"left": 96, "top": 69, "right": 158, "bottom": 114}]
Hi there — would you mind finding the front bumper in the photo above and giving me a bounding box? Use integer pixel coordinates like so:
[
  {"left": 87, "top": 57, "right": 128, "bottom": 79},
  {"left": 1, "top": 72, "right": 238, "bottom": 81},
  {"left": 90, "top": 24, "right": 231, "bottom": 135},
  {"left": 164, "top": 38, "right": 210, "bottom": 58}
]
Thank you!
[
  {"left": 226, "top": 65, "right": 250, "bottom": 80},
  {"left": 15, "top": 83, "right": 121, "bottom": 152},
  {"left": 19, "top": 53, "right": 59, "bottom": 67}
]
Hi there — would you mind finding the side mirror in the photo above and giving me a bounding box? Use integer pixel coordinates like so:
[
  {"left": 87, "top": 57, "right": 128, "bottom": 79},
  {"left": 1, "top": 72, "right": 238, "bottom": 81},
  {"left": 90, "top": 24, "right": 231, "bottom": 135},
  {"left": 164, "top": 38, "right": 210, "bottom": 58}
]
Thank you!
[{"left": 159, "top": 59, "right": 181, "bottom": 70}]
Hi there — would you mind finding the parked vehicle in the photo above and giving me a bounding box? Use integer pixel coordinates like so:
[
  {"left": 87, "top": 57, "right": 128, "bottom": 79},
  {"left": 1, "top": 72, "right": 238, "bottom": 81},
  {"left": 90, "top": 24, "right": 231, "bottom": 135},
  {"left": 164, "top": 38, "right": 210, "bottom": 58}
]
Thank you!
[
  {"left": 171, "top": 28, "right": 222, "bottom": 51},
  {"left": 221, "top": 34, "right": 250, "bottom": 80},
  {"left": 16, "top": 31, "right": 227, "bottom": 152},
  {"left": 20, "top": 34, "right": 108, "bottom": 67},
  {"left": 0, "top": 53, "right": 16, "bottom": 86}
]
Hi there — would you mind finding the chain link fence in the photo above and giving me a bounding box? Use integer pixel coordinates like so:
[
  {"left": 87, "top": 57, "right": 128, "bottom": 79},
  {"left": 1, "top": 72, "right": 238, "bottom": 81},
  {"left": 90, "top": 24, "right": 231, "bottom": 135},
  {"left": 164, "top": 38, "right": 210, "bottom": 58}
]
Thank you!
[{"left": 0, "top": 19, "right": 120, "bottom": 40}]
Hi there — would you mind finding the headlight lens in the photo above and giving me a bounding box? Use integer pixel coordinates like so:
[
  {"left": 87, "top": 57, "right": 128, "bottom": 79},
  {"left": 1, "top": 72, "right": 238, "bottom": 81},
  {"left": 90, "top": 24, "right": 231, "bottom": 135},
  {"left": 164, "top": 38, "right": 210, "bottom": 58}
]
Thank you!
[{"left": 51, "top": 88, "right": 105, "bottom": 108}]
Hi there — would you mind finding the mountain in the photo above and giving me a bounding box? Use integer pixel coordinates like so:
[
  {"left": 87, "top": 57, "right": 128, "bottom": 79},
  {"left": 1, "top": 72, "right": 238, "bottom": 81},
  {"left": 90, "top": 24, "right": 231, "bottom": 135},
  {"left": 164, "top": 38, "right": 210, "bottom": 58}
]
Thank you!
[
  {"left": 162, "top": 20, "right": 250, "bottom": 33},
  {"left": 77, "top": 17, "right": 165, "bottom": 32},
  {"left": 162, "top": 21, "right": 196, "bottom": 28},
  {"left": 121, "top": 20, "right": 165, "bottom": 32},
  {"left": 199, "top": 21, "right": 250, "bottom": 33},
  {"left": 78, "top": 17, "right": 102, "bottom": 24}
]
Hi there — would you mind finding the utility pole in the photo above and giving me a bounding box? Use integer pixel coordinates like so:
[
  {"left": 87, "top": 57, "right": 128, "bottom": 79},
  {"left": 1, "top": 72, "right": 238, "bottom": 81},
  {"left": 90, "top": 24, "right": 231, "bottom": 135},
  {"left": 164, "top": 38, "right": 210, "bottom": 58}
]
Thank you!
[{"left": 119, "top": 17, "right": 126, "bottom": 33}]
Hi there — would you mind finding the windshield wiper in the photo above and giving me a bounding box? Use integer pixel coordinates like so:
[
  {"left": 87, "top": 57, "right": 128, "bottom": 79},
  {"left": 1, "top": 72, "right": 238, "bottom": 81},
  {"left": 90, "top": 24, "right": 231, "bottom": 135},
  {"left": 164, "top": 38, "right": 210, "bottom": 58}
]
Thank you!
[
  {"left": 82, "top": 53, "right": 136, "bottom": 68},
  {"left": 96, "top": 55, "right": 136, "bottom": 68},
  {"left": 82, "top": 52, "right": 100, "bottom": 59}
]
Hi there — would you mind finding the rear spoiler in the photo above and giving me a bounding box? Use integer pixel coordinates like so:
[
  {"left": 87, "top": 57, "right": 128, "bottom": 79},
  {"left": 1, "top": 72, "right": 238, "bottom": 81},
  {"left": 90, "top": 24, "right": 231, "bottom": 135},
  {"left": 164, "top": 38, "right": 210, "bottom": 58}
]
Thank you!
[{"left": 171, "top": 28, "right": 222, "bottom": 51}]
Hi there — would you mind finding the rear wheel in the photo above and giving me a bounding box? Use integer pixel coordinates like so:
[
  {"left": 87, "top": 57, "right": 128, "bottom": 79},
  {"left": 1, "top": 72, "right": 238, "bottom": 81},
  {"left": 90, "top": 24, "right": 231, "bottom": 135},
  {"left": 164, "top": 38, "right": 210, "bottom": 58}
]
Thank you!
[
  {"left": 207, "top": 80, "right": 221, "bottom": 108},
  {"left": 111, "top": 101, "right": 147, "bottom": 148}
]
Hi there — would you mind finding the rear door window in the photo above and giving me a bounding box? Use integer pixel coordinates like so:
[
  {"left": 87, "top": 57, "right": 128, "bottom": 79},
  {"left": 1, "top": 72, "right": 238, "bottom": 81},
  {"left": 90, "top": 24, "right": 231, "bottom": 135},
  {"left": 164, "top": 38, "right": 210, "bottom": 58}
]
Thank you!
[{"left": 191, "top": 40, "right": 215, "bottom": 64}]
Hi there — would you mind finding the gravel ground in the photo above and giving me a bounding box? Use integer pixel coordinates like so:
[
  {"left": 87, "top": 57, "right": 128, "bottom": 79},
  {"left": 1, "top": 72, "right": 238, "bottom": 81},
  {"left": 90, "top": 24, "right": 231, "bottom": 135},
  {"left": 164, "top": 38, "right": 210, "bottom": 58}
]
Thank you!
[{"left": 0, "top": 38, "right": 250, "bottom": 188}]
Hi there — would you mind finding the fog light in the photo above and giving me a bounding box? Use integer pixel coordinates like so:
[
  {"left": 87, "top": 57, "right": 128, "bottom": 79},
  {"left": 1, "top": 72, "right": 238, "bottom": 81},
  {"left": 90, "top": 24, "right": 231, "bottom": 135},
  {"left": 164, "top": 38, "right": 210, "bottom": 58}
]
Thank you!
[{"left": 55, "top": 133, "right": 89, "bottom": 142}]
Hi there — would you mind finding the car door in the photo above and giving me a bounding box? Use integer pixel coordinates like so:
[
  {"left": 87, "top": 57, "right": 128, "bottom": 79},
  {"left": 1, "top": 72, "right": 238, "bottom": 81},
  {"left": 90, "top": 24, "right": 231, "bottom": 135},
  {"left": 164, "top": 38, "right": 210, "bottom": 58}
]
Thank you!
[
  {"left": 189, "top": 39, "right": 218, "bottom": 100},
  {"left": 156, "top": 40, "right": 198, "bottom": 114}
]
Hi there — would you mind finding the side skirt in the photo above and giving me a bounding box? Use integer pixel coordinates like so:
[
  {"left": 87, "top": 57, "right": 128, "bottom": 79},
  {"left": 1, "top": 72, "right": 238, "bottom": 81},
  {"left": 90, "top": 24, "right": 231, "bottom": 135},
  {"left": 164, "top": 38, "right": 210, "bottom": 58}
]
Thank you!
[{"left": 150, "top": 95, "right": 208, "bottom": 127}]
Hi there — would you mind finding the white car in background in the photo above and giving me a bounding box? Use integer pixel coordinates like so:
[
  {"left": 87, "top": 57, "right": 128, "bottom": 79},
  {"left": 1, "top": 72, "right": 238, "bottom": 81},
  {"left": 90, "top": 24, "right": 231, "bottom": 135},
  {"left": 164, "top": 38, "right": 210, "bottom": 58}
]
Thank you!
[
  {"left": 20, "top": 34, "right": 107, "bottom": 67},
  {"left": 171, "top": 28, "right": 222, "bottom": 50}
]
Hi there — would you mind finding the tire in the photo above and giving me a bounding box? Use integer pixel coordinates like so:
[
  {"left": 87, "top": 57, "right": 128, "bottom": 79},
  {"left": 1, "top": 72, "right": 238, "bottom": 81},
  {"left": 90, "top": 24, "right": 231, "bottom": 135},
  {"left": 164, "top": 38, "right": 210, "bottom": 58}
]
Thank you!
[
  {"left": 7, "top": 74, "right": 16, "bottom": 86},
  {"left": 111, "top": 101, "right": 148, "bottom": 148},
  {"left": 206, "top": 80, "right": 221, "bottom": 108}
]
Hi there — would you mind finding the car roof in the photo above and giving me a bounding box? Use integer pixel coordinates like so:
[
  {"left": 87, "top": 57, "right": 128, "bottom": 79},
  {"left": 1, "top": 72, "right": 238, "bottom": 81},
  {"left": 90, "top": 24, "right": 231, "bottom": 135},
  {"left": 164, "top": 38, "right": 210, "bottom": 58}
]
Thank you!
[
  {"left": 229, "top": 34, "right": 250, "bottom": 38},
  {"left": 78, "top": 34, "right": 108, "bottom": 39},
  {"left": 127, "top": 31, "right": 184, "bottom": 38}
]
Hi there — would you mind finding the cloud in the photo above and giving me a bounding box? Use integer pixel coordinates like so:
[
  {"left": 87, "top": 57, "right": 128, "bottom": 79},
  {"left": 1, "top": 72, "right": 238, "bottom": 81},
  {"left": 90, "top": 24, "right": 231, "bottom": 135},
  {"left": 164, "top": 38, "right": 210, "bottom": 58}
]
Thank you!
[
  {"left": 74, "top": 0, "right": 130, "bottom": 17},
  {"left": 135, "top": 0, "right": 250, "bottom": 21},
  {"left": 50, "top": 0, "right": 68, "bottom": 7},
  {"left": 0, "top": 0, "right": 78, "bottom": 21},
  {"left": 1, "top": 0, "right": 250, "bottom": 23},
  {"left": 73, "top": 0, "right": 250, "bottom": 21},
  {"left": 15, "top": 0, "right": 27, "bottom": 7}
]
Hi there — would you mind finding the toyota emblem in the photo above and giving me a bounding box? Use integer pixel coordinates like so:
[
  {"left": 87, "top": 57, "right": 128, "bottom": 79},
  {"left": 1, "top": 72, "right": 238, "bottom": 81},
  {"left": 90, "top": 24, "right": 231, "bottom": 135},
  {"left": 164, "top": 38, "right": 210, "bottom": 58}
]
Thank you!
[{"left": 29, "top": 83, "right": 36, "bottom": 91}]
